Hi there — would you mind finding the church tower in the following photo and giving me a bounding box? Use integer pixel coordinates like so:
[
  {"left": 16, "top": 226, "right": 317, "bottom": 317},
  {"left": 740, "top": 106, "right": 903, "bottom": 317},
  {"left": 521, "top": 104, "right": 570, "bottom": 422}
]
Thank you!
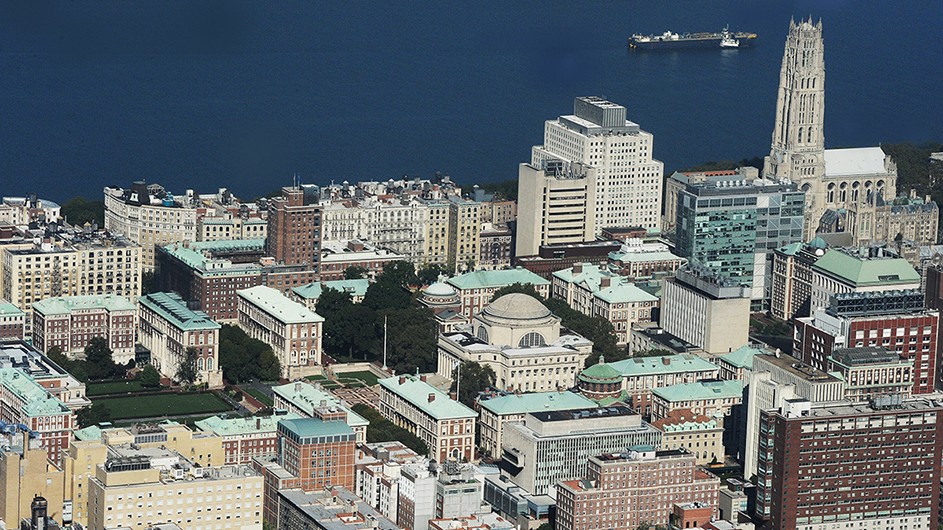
[{"left": 764, "top": 18, "right": 826, "bottom": 237}]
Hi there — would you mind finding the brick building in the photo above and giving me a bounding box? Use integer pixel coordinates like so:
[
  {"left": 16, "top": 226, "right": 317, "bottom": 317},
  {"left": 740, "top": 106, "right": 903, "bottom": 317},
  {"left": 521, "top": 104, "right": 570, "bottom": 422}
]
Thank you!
[
  {"left": 31, "top": 294, "right": 136, "bottom": 362},
  {"left": 556, "top": 448, "right": 719, "bottom": 530},
  {"left": 0, "top": 302, "right": 25, "bottom": 341}
]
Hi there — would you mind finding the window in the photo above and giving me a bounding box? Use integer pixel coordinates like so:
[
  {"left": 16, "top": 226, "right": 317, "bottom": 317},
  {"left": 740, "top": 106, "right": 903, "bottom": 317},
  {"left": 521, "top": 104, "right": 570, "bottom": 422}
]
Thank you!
[{"left": 518, "top": 332, "right": 546, "bottom": 348}]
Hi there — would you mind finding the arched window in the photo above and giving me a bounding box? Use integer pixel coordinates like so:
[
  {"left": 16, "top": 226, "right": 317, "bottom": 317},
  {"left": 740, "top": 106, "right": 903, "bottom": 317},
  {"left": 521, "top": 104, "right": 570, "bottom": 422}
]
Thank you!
[
  {"left": 826, "top": 183, "right": 835, "bottom": 203},
  {"left": 518, "top": 332, "right": 546, "bottom": 348},
  {"left": 839, "top": 182, "right": 847, "bottom": 203},
  {"left": 476, "top": 326, "right": 489, "bottom": 344},
  {"left": 197, "top": 357, "right": 205, "bottom": 371},
  {"left": 206, "top": 357, "right": 214, "bottom": 370},
  {"left": 851, "top": 182, "right": 860, "bottom": 203}
]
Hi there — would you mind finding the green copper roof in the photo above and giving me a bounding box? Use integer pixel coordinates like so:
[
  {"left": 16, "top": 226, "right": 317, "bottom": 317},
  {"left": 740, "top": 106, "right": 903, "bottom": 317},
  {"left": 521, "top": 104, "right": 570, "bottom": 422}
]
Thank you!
[
  {"left": 278, "top": 417, "right": 354, "bottom": 439},
  {"left": 593, "top": 283, "right": 659, "bottom": 304},
  {"left": 32, "top": 294, "right": 136, "bottom": 316},
  {"left": 447, "top": 269, "right": 549, "bottom": 290},
  {"left": 378, "top": 375, "right": 477, "bottom": 420},
  {"left": 808, "top": 236, "right": 828, "bottom": 249},
  {"left": 73, "top": 425, "right": 103, "bottom": 441},
  {"left": 238, "top": 286, "right": 324, "bottom": 324},
  {"left": 195, "top": 412, "right": 302, "bottom": 436},
  {"left": 0, "top": 301, "right": 24, "bottom": 317},
  {"left": 652, "top": 380, "right": 743, "bottom": 403},
  {"left": 812, "top": 250, "right": 919, "bottom": 286},
  {"left": 579, "top": 361, "right": 622, "bottom": 383},
  {"left": 717, "top": 345, "right": 765, "bottom": 370},
  {"left": 608, "top": 354, "right": 719, "bottom": 377},
  {"left": 139, "top": 292, "right": 221, "bottom": 331},
  {"left": 0, "top": 368, "right": 71, "bottom": 416},
  {"left": 189, "top": 238, "right": 266, "bottom": 252},
  {"left": 552, "top": 264, "right": 618, "bottom": 291},
  {"left": 776, "top": 242, "right": 804, "bottom": 256},
  {"left": 292, "top": 279, "right": 370, "bottom": 301},
  {"left": 271, "top": 382, "right": 368, "bottom": 427},
  {"left": 478, "top": 391, "right": 598, "bottom": 415}
]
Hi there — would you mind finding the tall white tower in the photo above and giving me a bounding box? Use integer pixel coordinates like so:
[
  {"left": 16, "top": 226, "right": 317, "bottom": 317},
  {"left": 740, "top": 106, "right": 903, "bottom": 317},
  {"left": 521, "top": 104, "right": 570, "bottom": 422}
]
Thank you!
[
  {"left": 530, "top": 96, "right": 664, "bottom": 233},
  {"left": 764, "top": 18, "right": 826, "bottom": 238}
]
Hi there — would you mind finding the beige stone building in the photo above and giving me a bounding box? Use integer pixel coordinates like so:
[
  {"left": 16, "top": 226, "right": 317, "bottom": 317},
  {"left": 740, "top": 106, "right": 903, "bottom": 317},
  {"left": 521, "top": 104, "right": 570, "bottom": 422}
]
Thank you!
[
  {"left": 104, "top": 182, "right": 199, "bottom": 272},
  {"left": 448, "top": 197, "right": 481, "bottom": 272},
  {"left": 424, "top": 201, "right": 451, "bottom": 266},
  {"left": 138, "top": 292, "right": 223, "bottom": 388},
  {"left": 1, "top": 233, "right": 141, "bottom": 337},
  {"left": 660, "top": 267, "right": 751, "bottom": 355},
  {"left": 0, "top": 434, "right": 67, "bottom": 525},
  {"left": 237, "top": 285, "right": 324, "bottom": 379},
  {"left": 652, "top": 409, "right": 724, "bottom": 465},
  {"left": 196, "top": 215, "right": 267, "bottom": 242},
  {"left": 515, "top": 162, "right": 597, "bottom": 258}
]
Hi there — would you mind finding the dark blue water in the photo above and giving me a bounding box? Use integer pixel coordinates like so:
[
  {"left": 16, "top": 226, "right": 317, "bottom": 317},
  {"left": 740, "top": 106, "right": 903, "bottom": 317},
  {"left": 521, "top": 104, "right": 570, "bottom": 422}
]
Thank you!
[{"left": 2, "top": 1, "right": 941, "bottom": 202}]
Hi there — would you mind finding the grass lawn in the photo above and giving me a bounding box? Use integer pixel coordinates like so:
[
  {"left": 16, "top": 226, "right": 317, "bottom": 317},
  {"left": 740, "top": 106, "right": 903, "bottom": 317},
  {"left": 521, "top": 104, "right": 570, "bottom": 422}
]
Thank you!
[
  {"left": 87, "top": 380, "right": 150, "bottom": 396},
  {"left": 243, "top": 387, "right": 274, "bottom": 407},
  {"left": 95, "top": 392, "right": 234, "bottom": 420},
  {"left": 305, "top": 374, "right": 329, "bottom": 382},
  {"left": 336, "top": 370, "right": 380, "bottom": 386}
]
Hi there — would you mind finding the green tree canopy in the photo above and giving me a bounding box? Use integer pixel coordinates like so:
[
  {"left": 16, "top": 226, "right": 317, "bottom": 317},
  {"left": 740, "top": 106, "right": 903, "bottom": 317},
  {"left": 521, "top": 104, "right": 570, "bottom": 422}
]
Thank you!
[
  {"left": 450, "top": 361, "right": 496, "bottom": 408},
  {"left": 138, "top": 365, "right": 162, "bottom": 387},
  {"left": 384, "top": 308, "right": 438, "bottom": 374},
  {"left": 176, "top": 348, "right": 199, "bottom": 387},
  {"left": 542, "top": 298, "right": 622, "bottom": 366},
  {"left": 352, "top": 403, "right": 429, "bottom": 455},
  {"left": 61, "top": 196, "right": 105, "bottom": 226},
  {"left": 219, "top": 325, "right": 283, "bottom": 383},
  {"left": 417, "top": 263, "right": 454, "bottom": 286},
  {"left": 76, "top": 402, "right": 111, "bottom": 428},
  {"left": 363, "top": 280, "right": 412, "bottom": 312},
  {"left": 84, "top": 337, "right": 123, "bottom": 380},
  {"left": 490, "top": 282, "right": 545, "bottom": 302},
  {"left": 345, "top": 265, "right": 369, "bottom": 280}
]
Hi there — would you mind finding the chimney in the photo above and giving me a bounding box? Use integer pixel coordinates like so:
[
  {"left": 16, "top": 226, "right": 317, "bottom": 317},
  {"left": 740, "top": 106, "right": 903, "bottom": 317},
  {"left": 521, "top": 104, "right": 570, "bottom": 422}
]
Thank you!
[
  {"left": 600, "top": 276, "right": 611, "bottom": 289},
  {"left": 428, "top": 393, "right": 436, "bottom": 403},
  {"left": 294, "top": 382, "right": 302, "bottom": 392},
  {"left": 256, "top": 418, "right": 261, "bottom": 430},
  {"left": 573, "top": 263, "right": 584, "bottom": 275},
  {"left": 420, "top": 375, "right": 428, "bottom": 382},
  {"left": 662, "top": 357, "right": 671, "bottom": 366},
  {"left": 399, "top": 376, "right": 406, "bottom": 385}
]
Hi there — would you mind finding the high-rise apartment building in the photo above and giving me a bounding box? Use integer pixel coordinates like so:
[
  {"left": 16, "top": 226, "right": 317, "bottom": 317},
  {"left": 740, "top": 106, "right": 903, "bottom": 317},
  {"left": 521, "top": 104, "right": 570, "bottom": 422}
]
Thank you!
[
  {"left": 526, "top": 96, "right": 664, "bottom": 240},
  {"left": 265, "top": 185, "right": 322, "bottom": 270},
  {"left": 673, "top": 175, "right": 804, "bottom": 303},
  {"left": 515, "top": 161, "right": 597, "bottom": 258},
  {"left": 556, "top": 448, "right": 719, "bottom": 530},
  {"left": 756, "top": 396, "right": 943, "bottom": 530}
]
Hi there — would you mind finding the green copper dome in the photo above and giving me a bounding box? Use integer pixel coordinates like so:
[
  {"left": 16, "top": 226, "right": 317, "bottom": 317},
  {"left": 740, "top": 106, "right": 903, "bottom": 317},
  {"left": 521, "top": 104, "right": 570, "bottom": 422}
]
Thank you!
[{"left": 578, "top": 358, "right": 621, "bottom": 384}]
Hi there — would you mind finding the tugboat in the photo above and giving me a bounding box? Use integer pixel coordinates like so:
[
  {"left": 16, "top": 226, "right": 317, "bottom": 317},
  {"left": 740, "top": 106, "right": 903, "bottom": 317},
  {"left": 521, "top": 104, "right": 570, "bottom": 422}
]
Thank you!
[
  {"left": 719, "top": 26, "right": 740, "bottom": 48},
  {"left": 628, "top": 25, "right": 756, "bottom": 50}
]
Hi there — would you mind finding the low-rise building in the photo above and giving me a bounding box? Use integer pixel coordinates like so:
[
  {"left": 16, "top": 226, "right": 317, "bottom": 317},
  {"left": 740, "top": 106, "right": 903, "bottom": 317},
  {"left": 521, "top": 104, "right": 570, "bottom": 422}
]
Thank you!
[
  {"left": 291, "top": 278, "right": 371, "bottom": 309},
  {"left": 320, "top": 240, "right": 406, "bottom": 281},
  {"left": 437, "top": 294, "right": 592, "bottom": 393},
  {"left": 237, "top": 285, "right": 324, "bottom": 379},
  {"left": 590, "top": 282, "right": 658, "bottom": 345},
  {"left": 0, "top": 301, "right": 25, "bottom": 341},
  {"left": 556, "top": 448, "right": 719, "bottom": 530},
  {"left": 137, "top": 292, "right": 223, "bottom": 388},
  {"left": 827, "top": 347, "right": 914, "bottom": 400},
  {"left": 516, "top": 240, "right": 622, "bottom": 280},
  {"left": 607, "top": 238, "right": 687, "bottom": 281},
  {"left": 378, "top": 375, "right": 477, "bottom": 463},
  {"left": 278, "top": 486, "right": 400, "bottom": 530},
  {"left": 194, "top": 411, "right": 301, "bottom": 465},
  {"left": 271, "top": 381, "right": 369, "bottom": 444},
  {"left": 446, "top": 269, "right": 550, "bottom": 318},
  {"left": 31, "top": 294, "right": 137, "bottom": 362},
  {"left": 356, "top": 442, "right": 422, "bottom": 523},
  {"left": 499, "top": 406, "right": 662, "bottom": 495},
  {"left": 476, "top": 391, "right": 598, "bottom": 458},
  {"left": 651, "top": 408, "right": 724, "bottom": 465},
  {"left": 650, "top": 380, "right": 743, "bottom": 421}
]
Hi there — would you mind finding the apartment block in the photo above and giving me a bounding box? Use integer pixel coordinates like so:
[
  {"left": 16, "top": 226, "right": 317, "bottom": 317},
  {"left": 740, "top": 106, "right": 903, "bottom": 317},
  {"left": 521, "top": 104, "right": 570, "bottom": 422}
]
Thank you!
[
  {"left": 31, "top": 294, "right": 136, "bottom": 362},
  {"left": 237, "top": 285, "right": 324, "bottom": 379},
  {"left": 0, "top": 434, "right": 66, "bottom": 525},
  {"left": 556, "top": 448, "right": 719, "bottom": 530},
  {"left": 1, "top": 231, "right": 141, "bottom": 336},
  {"left": 515, "top": 161, "right": 597, "bottom": 258},
  {"left": 264, "top": 185, "right": 322, "bottom": 270},
  {"left": 448, "top": 197, "right": 481, "bottom": 272},
  {"left": 756, "top": 397, "right": 943, "bottom": 530},
  {"left": 104, "top": 181, "right": 199, "bottom": 272},
  {"left": 378, "top": 375, "right": 477, "bottom": 463},
  {"left": 137, "top": 292, "right": 223, "bottom": 389}
]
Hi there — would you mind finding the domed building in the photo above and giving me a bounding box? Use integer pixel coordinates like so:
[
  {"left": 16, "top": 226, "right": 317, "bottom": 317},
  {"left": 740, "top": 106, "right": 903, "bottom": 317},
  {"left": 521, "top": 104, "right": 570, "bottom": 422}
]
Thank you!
[
  {"left": 419, "top": 279, "right": 465, "bottom": 333},
  {"left": 437, "top": 293, "right": 592, "bottom": 392},
  {"left": 577, "top": 356, "right": 624, "bottom": 401}
]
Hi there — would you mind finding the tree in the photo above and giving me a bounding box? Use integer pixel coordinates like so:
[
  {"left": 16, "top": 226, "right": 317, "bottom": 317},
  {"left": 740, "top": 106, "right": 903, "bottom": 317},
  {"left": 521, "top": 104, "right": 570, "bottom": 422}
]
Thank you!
[
  {"left": 450, "top": 361, "right": 496, "bottom": 408},
  {"left": 378, "top": 260, "right": 418, "bottom": 289},
  {"left": 417, "top": 263, "right": 453, "bottom": 286},
  {"left": 362, "top": 280, "right": 412, "bottom": 312},
  {"left": 218, "top": 325, "right": 285, "bottom": 383},
  {"left": 257, "top": 349, "right": 283, "bottom": 382},
  {"left": 542, "top": 298, "right": 620, "bottom": 367},
  {"left": 141, "top": 270, "right": 156, "bottom": 295},
  {"left": 316, "top": 287, "right": 353, "bottom": 317},
  {"left": 344, "top": 265, "right": 369, "bottom": 280},
  {"left": 322, "top": 304, "right": 378, "bottom": 361},
  {"left": 478, "top": 179, "right": 519, "bottom": 201},
  {"left": 60, "top": 196, "right": 105, "bottom": 226},
  {"left": 76, "top": 402, "right": 111, "bottom": 428},
  {"left": 352, "top": 403, "right": 429, "bottom": 455},
  {"left": 138, "top": 365, "right": 162, "bottom": 388},
  {"left": 176, "top": 348, "right": 199, "bottom": 387},
  {"left": 490, "top": 282, "right": 545, "bottom": 302},
  {"left": 84, "top": 337, "right": 121, "bottom": 380},
  {"left": 385, "top": 308, "right": 438, "bottom": 374}
]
